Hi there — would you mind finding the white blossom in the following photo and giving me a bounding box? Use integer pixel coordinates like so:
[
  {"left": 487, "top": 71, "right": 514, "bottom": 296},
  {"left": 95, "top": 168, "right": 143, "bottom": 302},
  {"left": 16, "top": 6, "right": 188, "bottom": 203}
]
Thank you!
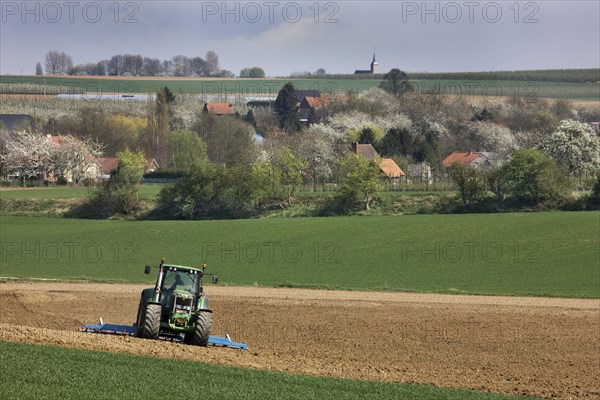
[
  {"left": 469, "top": 121, "right": 517, "bottom": 156},
  {"left": 539, "top": 119, "right": 600, "bottom": 175},
  {"left": 5, "top": 130, "right": 103, "bottom": 182}
]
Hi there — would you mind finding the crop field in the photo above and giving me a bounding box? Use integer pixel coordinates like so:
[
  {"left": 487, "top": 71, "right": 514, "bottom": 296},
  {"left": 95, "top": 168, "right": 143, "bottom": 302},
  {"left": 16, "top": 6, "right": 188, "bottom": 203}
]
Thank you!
[
  {"left": 1, "top": 211, "right": 598, "bottom": 398},
  {"left": 0, "top": 282, "right": 597, "bottom": 399},
  {"left": 0, "top": 212, "right": 598, "bottom": 297},
  {"left": 2, "top": 75, "right": 599, "bottom": 100},
  {"left": 0, "top": 341, "right": 537, "bottom": 400}
]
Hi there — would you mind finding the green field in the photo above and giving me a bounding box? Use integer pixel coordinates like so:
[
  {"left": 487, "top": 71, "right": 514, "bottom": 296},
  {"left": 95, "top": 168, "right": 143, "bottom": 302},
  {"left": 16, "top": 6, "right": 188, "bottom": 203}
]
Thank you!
[
  {"left": 0, "top": 185, "right": 449, "bottom": 200},
  {"left": 2, "top": 75, "right": 598, "bottom": 100},
  {"left": 0, "top": 342, "right": 536, "bottom": 400},
  {"left": 1, "top": 213, "right": 598, "bottom": 297},
  {"left": 0, "top": 185, "right": 163, "bottom": 200}
]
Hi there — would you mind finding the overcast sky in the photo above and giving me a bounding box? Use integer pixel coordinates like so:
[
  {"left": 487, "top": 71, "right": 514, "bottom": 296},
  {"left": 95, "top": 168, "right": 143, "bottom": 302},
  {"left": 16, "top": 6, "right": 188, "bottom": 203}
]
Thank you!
[{"left": 1, "top": 1, "right": 598, "bottom": 76}]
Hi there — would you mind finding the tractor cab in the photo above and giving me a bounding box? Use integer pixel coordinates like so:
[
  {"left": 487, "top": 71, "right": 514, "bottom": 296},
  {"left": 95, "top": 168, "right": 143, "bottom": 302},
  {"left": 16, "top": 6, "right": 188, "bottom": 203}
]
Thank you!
[{"left": 162, "top": 267, "right": 201, "bottom": 296}]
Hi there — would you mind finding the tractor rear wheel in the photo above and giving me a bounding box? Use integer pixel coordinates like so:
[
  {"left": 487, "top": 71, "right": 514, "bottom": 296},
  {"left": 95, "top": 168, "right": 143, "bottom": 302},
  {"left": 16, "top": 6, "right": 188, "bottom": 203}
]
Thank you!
[
  {"left": 139, "top": 303, "right": 161, "bottom": 339},
  {"left": 134, "top": 295, "right": 146, "bottom": 337},
  {"left": 186, "top": 311, "right": 212, "bottom": 346}
]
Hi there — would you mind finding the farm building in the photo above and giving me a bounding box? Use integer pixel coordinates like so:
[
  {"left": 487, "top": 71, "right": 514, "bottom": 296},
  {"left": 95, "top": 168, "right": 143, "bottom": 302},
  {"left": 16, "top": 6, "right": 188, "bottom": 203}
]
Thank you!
[
  {"left": 406, "top": 162, "right": 433, "bottom": 184},
  {"left": 96, "top": 157, "right": 159, "bottom": 180},
  {"left": 97, "top": 157, "right": 119, "bottom": 179},
  {"left": 443, "top": 151, "right": 497, "bottom": 169},
  {"left": 347, "top": 142, "right": 405, "bottom": 181},
  {"left": 379, "top": 158, "right": 405, "bottom": 180},
  {"left": 298, "top": 95, "right": 331, "bottom": 123}
]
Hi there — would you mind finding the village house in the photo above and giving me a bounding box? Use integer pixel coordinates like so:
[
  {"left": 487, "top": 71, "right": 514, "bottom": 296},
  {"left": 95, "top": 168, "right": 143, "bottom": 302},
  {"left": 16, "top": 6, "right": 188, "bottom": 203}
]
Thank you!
[
  {"left": 97, "top": 157, "right": 160, "bottom": 180},
  {"left": 442, "top": 151, "right": 497, "bottom": 169},
  {"left": 203, "top": 103, "right": 236, "bottom": 116},
  {"left": 298, "top": 95, "right": 331, "bottom": 124},
  {"left": 406, "top": 162, "right": 433, "bottom": 184},
  {"left": 348, "top": 142, "right": 405, "bottom": 182}
]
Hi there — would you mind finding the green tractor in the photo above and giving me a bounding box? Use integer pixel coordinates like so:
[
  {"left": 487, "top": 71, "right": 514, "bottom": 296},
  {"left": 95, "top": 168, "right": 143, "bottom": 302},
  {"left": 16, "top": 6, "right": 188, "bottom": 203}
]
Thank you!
[{"left": 135, "top": 259, "right": 218, "bottom": 346}]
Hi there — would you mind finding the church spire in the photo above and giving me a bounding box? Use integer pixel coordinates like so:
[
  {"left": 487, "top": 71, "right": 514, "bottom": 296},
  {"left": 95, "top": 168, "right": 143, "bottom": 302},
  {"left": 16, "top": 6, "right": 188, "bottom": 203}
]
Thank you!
[{"left": 370, "top": 52, "right": 379, "bottom": 74}]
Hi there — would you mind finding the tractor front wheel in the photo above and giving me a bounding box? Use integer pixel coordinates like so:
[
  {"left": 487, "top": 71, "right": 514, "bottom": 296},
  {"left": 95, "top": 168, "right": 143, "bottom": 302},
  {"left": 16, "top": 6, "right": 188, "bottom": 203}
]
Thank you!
[
  {"left": 185, "top": 311, "right": 212, "bottom": 346},
  {"left": 139, "top": 303, "right": 161, "bottom": 339}
]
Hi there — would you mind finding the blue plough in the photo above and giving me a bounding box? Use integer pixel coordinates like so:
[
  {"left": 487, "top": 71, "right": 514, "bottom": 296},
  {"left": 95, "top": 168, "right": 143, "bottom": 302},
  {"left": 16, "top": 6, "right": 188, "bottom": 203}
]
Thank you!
[{"left": 81, "top": 320, "right": 248, "bottom": 350}]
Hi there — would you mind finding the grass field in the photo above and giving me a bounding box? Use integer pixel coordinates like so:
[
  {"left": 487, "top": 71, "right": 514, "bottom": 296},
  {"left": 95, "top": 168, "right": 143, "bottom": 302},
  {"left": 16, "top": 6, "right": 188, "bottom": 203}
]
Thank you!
[
  {"left": 0, "top": 185, "right": 163, "bottom": 200},
  {"left": 2, "top": 75, "right": 598, "bottom": 100},
  {"left": 0, "top": 186, "right": 451, "bottom": 201},
  {"left": 0, "top": 342, "right": 537, "bottom": 400},
  {"left": 0, "top": 213, "right": 598, "bottom": 297}
]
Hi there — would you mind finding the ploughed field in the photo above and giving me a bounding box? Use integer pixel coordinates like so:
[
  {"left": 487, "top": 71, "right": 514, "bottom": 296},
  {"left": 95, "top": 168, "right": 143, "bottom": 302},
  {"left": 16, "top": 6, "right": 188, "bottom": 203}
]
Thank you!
[{"left": 0, "top": 282, "right": 598, "bottom": 399}]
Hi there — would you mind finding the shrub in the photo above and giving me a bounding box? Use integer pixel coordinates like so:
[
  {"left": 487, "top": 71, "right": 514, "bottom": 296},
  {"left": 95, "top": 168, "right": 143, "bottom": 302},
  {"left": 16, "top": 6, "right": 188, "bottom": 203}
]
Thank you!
[
  {"left": 448, "top": 162, "right": 487, "bottom": 206},
  {"left": 93, "top": 149, "right": 146, "bottom": 216},
  {"left": 504, "top": 149, "right": 571, "bottom": 205},
  {"left": 337, "top": 153, "right": 383, "bottom": 210}
]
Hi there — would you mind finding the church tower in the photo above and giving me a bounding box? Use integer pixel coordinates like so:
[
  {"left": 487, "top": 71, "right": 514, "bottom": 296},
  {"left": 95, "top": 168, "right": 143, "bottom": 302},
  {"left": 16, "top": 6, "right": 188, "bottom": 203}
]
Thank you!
[{"left": 370, "top": 53, "right": 379, "bottom": 74}]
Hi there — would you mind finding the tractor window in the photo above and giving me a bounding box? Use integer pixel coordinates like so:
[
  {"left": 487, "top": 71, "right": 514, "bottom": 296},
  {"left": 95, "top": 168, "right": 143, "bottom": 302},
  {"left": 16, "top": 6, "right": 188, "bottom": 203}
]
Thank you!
[{"left": 163, "top": 269, "right": 199, "bottom": 294}]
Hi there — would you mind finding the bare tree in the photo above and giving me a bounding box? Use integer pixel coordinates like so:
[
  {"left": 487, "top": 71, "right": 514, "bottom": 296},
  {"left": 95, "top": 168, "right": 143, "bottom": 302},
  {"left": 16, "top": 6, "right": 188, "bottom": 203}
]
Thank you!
[
  {"left": 108, "top": 54, "right": 125, "bottom": 76},
  {"left": 190, "top": 57, "right": 208, "bottom": 76},
  {"left": 96, "top": 60, "right": 109, "bottom": 76},
  {"left": 142, "top": 57, "right": 162, "bottom": 76},
  {"left": 205, "top": 51, "right": 220, "bottom": 76},
  {"left": 35, "top": 62, "right": 43, "bottom": 75},
  {"left": 123, "top": 54, "right": 143, "bottom": 76},
  {"left": 44, "top": 50, "right": 73, "bottom": 75},
  {"left": 171, "top": 55, "right": 191, "bottom": 77},
  {"left": 161, "top": 59, "right": 173, "bottom": 76}
]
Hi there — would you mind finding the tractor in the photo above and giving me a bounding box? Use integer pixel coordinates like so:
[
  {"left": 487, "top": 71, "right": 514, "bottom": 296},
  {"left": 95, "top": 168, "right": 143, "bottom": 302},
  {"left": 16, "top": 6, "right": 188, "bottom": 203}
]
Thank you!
[{"left": 135, "top": 259, "right": 218, "bottom": 346}]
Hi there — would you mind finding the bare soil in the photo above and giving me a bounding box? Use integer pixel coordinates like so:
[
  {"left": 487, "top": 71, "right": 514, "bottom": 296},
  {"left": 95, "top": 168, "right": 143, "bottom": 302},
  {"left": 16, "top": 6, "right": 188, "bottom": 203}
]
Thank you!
[{"left": 0, "top": 282, "right": 598, "bottom": 399}]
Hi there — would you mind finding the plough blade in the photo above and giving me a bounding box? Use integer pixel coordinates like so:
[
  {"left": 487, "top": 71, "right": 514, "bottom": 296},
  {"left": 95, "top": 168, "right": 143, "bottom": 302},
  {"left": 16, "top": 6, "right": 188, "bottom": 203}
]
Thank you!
[{"left": 81, "top": 322, "right": 248, "bottom": 350}]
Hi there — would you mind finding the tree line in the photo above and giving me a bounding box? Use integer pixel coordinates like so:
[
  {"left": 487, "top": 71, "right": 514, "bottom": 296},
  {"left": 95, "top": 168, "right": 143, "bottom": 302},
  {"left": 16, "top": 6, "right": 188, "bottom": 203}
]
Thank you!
[
  {"left": 38, "top": 50, "right": 229, "bottom": 77},
  {"left": 285, "top": 69, "right": 600, "bottom": 83},
  {"left": 410, "top": 69, "right": 600, "bottom": 83}
]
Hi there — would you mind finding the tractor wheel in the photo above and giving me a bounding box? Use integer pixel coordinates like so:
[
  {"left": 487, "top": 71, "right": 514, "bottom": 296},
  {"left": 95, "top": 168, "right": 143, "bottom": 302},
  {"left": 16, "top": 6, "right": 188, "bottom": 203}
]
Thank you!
[
  {"left": 186, "top": 311, "right": 212, "bottom": 346},
  {"left": 139, "top": 303, "right": 161, "bottom": 339},
  {"left": 134, "top": 295, "right": 146, "bottom": 338}
]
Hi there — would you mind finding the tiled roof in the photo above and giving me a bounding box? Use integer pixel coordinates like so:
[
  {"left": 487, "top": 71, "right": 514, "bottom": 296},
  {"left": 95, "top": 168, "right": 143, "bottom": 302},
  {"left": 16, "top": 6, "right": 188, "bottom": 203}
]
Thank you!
[
  {"left": 46, "top": 135, "right": 64, "bottom": 145},
  {"left": 442, "top": 152, "right": 485, "bottom": 168},
  {"left": 295, "top": 90, "right": 320, "bottom": 101},
  {"left": 204, "top": 103, "right": 235, "bottom": 115},
  {"left": 352, "top": 143, "right": 379, "bottom": 160},
  {"left": 380, "top": 159, "right": 405, "bottom": 178},
  {"left": 97, "top": 157, "right": 119, "bottom": 174},
  {"left": 302, "top": 96, "right": 330, "bottom": 108}
]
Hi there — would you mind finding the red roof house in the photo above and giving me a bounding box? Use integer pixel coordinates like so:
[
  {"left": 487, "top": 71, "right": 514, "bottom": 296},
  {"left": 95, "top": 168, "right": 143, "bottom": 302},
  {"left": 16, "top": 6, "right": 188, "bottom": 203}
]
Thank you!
[
  {"left": 443, "top": 152, "right": 496, "bottom": 169},
  {"left": 203, "top": 103, "right": 236, "bottom": 116},
  {"left": 347, "top": 142, "right": 405, "bottom": 180}
]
